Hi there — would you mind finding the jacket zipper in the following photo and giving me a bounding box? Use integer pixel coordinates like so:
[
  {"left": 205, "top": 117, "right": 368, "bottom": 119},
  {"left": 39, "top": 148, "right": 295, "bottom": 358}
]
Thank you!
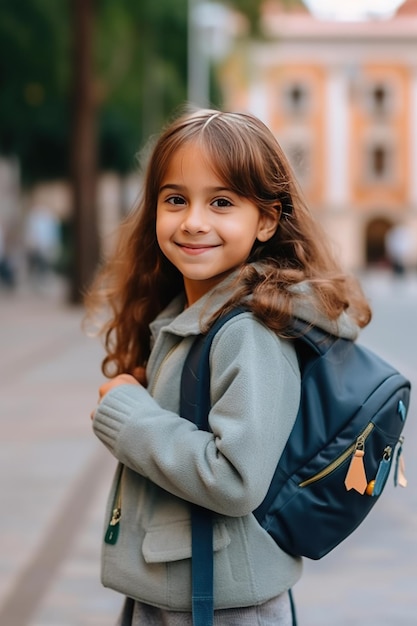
[
  {"left": 104, "top": 467, "right": 123, "bottom": 544},
  {"left": 149, "top": 343, "right": 179, "bottom": 396},
  {"left": 104, "top": 343, "right": 180, "bottom": 545},
  {"left": 299, "top": 422, "right": 374, "bottom": 488}
]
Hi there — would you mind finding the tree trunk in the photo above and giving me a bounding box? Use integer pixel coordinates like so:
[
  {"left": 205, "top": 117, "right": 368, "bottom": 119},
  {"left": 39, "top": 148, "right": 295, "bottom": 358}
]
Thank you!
[{"left": 69, "top": 0, "right": 99, "bottom": 303}]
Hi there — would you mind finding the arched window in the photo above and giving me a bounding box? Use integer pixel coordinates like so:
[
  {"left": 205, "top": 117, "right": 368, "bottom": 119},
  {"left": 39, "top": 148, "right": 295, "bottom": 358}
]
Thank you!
[{"left": 365, "top": 217, "right": 393, "bottom": 266}]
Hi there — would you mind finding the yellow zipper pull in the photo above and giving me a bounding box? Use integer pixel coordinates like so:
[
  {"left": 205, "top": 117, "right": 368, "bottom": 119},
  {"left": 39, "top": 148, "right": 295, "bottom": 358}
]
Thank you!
[
  {"left": 344, "top": 436, "right": 368, "bottom": 494},
  {"left": 105, "top": 506, "right": 121, "bottom": 545}
]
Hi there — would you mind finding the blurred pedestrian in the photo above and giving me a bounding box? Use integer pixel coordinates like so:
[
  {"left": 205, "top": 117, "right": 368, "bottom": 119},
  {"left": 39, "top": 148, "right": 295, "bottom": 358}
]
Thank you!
[
  {"left": 0, "top": 219, "right": 16, "bottom": 289},
  {"left": 86, "top": 108, "right": 372, "bottom": 625},
  {"left": 385, "top": 222, "right": 415, "bottom": 276},
  {"left": 24, "top": 205, "right": 60, "bottom": 281}
]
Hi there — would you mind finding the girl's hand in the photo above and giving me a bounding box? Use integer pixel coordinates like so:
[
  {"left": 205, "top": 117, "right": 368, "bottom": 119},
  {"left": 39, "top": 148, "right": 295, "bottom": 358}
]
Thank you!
[
  {"left": 90, "top": 373, "right": 142, "bottom": 420},
  {"left": 98, "top": 373, "right": 140, "bottom": 401}
]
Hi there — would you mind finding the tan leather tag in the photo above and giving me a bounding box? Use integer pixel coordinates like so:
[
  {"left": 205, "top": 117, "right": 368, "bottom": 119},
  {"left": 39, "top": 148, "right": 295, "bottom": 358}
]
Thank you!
[
  {"left": 397, "top": 454, "right": 408, "bottom": 488},
  {"left": 344, "top": 449, "right": 368, "bottom": 494}
]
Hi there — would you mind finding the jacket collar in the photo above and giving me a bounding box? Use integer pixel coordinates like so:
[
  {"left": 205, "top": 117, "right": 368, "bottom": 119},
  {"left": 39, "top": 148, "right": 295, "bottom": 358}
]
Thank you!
[
  {"left": 290, "top": 282, "right": 359, "bottom": 340},
  {"left": 149, "top": 272, "right": 238, "bottom": 342},
  {"left": 149, "top": 266, "right": 360, "bottom": 343}
]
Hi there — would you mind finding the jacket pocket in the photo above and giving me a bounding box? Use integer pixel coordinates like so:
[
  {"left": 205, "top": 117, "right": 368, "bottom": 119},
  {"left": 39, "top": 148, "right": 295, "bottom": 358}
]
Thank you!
[{"left": 142, "top": 519, "right": 230, "bottom": 563}]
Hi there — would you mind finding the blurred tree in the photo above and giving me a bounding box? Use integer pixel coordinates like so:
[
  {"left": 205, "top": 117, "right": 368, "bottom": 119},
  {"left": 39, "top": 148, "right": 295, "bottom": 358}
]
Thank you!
[
  {"left": 69, "top": 0, "right": 99, "bottom": 303},
  {"left": 0, "top": 0, "right": 189, "bottom": 181},
  {"left": 232, "top": 0, "right": 262, "bottom": 33},
  {"left": 0, "top": 0, "right": 71, "bottom": 183},
  {"left": 0, "top": 0, "right": 272, "bottom": 301},
  {"left": 0, "top": 0, "right": 271, "bottom": 182},
  {"left": 96, "top": 0, "right": 188, "bottom": 173}
]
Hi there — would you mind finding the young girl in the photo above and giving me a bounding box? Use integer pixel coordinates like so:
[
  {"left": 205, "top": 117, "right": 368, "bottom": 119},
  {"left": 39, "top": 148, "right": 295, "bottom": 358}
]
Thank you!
[{"left": 87, "top": 108, "right": 371, "bottom": 625}]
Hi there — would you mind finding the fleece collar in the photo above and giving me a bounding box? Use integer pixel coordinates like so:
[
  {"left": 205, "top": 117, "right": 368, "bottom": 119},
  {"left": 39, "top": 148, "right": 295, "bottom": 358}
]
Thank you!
[
  {"left": 149, "top": 269, "right": 360, "bottom": 343},
  {"left": 290, "top": 282, "right": 359, "bottom": 340}
]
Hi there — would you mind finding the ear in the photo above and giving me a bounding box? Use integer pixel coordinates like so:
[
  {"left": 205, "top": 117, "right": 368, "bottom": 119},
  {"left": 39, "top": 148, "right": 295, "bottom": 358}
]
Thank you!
[{"left": 256, "top": 209, "right": 280, "bottom": 242}]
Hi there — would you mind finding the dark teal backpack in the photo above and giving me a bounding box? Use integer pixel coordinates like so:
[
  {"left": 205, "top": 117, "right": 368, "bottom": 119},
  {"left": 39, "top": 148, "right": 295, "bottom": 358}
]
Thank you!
[{"left": 181, "top": 308, "right": 410, "bottom": 625}]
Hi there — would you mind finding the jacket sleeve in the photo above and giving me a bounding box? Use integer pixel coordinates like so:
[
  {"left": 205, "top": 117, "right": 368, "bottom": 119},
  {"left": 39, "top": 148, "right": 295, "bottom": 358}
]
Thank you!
[{"left": 92, "top": 315, "right": 300, "bottom": 516}]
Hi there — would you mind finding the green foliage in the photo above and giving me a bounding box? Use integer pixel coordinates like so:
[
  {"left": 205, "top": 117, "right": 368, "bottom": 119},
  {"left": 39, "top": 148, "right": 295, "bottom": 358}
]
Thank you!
[
  {"left": 0, "top": 0, "right": 71, "bottom": 182},
  {"left": 231, "top": 0, "right": 262, "bottom": 34},
  {"left": 96, "top": 0, "right": 188, "bottom": 173},
  {"left": 0, "top": 0, "right": 263, "bottom": 182},
  {"left": 0, "top": 0, "right": 190, "bottom": 181}
]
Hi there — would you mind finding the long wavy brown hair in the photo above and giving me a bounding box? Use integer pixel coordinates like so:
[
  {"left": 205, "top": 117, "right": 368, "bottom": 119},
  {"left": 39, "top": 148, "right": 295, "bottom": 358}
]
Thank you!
[{"left": 85, "top": 107, "right": 371, "bottom": 377}]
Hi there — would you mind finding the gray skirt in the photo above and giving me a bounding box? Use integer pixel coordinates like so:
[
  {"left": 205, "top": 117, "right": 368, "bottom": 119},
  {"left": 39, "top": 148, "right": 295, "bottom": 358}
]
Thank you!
[{"left": 116, "top": 592, "right": 293, "bottom": 626}]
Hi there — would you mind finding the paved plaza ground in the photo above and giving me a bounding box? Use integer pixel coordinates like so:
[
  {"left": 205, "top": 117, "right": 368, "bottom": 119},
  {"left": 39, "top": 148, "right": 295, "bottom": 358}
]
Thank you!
[{"left": 1, "top": 271, "right": 416, "bottom": 625}]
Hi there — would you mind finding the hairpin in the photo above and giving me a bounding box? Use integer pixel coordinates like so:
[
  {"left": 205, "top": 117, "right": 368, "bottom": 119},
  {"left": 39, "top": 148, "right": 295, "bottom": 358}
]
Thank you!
[{"left": 280, "top": 192, "right": 293, "bottom": 217}]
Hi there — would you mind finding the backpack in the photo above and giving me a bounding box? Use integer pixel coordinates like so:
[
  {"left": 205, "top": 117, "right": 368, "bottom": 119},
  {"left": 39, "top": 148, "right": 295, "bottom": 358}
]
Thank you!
[{"left": 180, "top": 308, "right": 410, "bottom": 624}]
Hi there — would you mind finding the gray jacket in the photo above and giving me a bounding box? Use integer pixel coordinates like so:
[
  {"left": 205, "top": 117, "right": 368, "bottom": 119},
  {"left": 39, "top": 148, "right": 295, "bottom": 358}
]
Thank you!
[{"left": 93, "top": 276, "right": 359, "bottom": 610}]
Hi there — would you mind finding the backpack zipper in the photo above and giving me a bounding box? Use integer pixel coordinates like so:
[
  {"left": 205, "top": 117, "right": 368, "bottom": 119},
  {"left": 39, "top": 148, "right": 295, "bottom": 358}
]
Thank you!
[{"left": 299, "top": 422, "right": 374, "bottom": 488}]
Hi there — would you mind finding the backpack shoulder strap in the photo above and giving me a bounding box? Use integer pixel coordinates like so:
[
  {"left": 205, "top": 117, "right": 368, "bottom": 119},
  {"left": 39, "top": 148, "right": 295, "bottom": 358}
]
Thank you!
[
  {"left": 180, "top": 307, "right": 245, "bottom": 626},
  {"left": 181, "top": 307, "right": 246, "bottom": 430},
  {"left": 181, "top": 310, "right": 337, "bottom": 431},
  {"left": 181, "top": 307, "right": 302, "bottom": 626}
]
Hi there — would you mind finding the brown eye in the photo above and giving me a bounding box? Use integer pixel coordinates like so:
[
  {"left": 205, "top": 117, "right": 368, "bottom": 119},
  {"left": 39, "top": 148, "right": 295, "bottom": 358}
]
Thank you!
[
  {"left": 212, "top": 198, "right": 232, "bottom": 208},
  {"left": 167, "top": 196, "right": 186, "bottom": 205}
]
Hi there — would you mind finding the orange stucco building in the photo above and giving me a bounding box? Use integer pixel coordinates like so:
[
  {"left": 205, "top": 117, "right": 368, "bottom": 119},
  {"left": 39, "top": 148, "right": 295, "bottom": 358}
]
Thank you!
[{"left": 220, "top": 0, "right": 417, "bottom": 271}]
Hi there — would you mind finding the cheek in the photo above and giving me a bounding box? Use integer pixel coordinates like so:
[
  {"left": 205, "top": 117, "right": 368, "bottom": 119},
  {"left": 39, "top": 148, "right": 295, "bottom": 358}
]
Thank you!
[
  {"left": 155, "top": 209, "right": 168, "bottom": 242},
  {"left": 222, "top": 214, "right": 260, "bottom": 243},
  {"left": 156, "top": 211, "right": 178, "bottom": 256}
]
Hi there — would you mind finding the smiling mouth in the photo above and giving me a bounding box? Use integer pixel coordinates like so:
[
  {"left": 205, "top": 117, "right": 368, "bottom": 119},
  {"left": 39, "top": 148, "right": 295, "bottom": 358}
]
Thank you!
[{"left": 175, "top": 242, "right": 219, "bottom": 251}]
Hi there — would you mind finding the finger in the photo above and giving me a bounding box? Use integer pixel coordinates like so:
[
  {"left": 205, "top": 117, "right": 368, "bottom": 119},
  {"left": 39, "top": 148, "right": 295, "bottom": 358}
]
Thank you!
[{"left": 98, "top": 382, "right": 111, "bottom": 399}]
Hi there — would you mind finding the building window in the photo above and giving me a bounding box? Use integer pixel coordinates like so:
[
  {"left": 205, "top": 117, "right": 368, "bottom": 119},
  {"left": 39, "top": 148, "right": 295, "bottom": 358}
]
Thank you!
[
  {"left": 372, "top": 85, "right": 387, "bottom": 113},
  {"left": 365, "top": 141, "right": 394, "bottom": 183},
  {"left": 282, "top": 82, "right": 310, "bottom": 116},
  {"left": 362, "top": 81, "right": 394, "bottom": 117},
  {"left": 372, "top": 145, "right": 387, "bottom": 176}
]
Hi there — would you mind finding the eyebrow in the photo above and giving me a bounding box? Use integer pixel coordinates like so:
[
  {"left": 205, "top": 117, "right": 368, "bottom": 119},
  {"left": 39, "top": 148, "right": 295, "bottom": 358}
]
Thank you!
[{"left": 158, "top": 184, "right": 233, "bottom": 194}]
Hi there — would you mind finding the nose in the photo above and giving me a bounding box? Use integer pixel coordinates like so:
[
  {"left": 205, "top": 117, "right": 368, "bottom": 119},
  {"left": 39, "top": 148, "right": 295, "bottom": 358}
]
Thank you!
[{"left": 181, "top": 204, "right": 210, "bottom": 234}]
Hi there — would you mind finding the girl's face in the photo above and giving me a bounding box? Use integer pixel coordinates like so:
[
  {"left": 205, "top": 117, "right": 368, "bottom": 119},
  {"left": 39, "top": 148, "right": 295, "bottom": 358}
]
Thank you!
[{"left": 156, "top": 142, "right": 278, "bottom": 305}]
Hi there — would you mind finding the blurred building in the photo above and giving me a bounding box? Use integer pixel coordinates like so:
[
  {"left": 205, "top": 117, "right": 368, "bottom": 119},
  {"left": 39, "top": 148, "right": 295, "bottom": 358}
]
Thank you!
[{"left": 220, "top": 0, "right": 417, "bottom": 271}]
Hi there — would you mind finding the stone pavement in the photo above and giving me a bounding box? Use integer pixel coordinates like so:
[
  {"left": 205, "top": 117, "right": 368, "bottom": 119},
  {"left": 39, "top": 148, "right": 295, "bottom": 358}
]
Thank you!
[
  {"left": 0, "top": 279, "right": 123, "bottom": 626},
  {"left": 0, "top": 272, "right": 416, "bottom": 626}
]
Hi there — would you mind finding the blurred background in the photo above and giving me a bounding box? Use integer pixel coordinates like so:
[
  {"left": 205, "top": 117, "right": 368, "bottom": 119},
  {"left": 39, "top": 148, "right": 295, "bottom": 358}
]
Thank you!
[
  {"left": 1, "top": 1, "right": 416, "bottom": 625},
  {"left": 1, "top": 0, "right": 417, "bottom": 300}
]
